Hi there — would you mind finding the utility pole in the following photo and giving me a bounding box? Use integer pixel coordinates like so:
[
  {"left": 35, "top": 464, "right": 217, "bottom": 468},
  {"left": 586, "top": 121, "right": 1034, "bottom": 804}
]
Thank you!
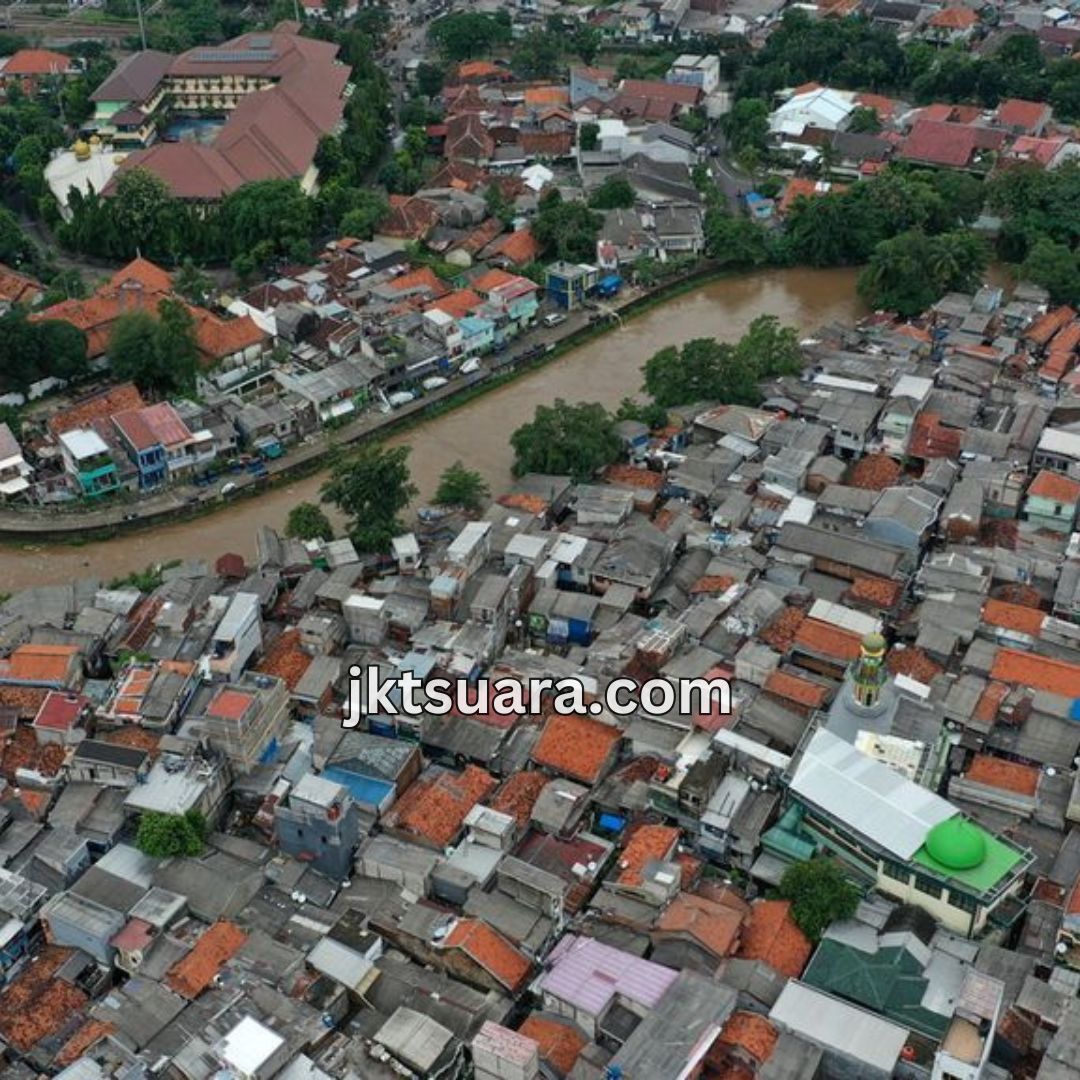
[{"left": 134, "top": 0, "right": 147, "bottom": 50}]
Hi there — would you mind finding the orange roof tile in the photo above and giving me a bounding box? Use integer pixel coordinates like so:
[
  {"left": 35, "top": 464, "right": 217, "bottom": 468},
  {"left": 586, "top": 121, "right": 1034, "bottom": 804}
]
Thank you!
[
  {"left": 0, "top": 263, "right": 44, "bottom": 305},
  {"left": 847, "top": 575, "right": 902, "bottom": 610},
  {"left": 491, "top": 227, "right": 541, "bottom": 265},
  {"left": 1, "top": 48, "right": 73, "bottom": 75},
  {"left": 617, "top": 824, "right": 679, "bottom": 886},
  {"left": 47, "top": 383, "right": 145, "bottom": 437},
  {"left": 109, "top": 257, "right": 173, "bottom": 294},
  {"left": 736, "top": 899, "right": 811, "bottom": 979},
  {"left": 2, "top": 643, "right": 79, "bottom": 684},
  {"left": 691, "top": 575, "right": 737, "bottom": 596},
  {"left": 654, "top": 892, "right": 743, "bottom": 958},
  {"left": 965, "top": 753, "right": 1039, "bottom": 797},
  {"left": 717, "top": 1011, "right": 779, "bottom": 1065},
  {"left": 524, "top": 85, "right": 570, "bottom": 107},
  {"left": 490, "top": 770, "right": 549, "bottom": 827},
  {"left": 847, "top": 453, "right": 901, "bottom": 491},
  {"left": 519, "top": 1015, "right": 586, "bottom": 1075},
  {"left": 389, "top": 765, "right": 496, "bottom": 848},
  {"left": 166, "top": 921, "right": 247, "bottom": 999},
  {"left": 254, "top": 628, "right": 312, "bottom": 691},
  {"left": 764, "top": 670, "right": 829, "bottom": 709},
  {"left": 929, "top": 6, "right": 977, "bottom": 26},
  {"left": 0, "top": 947, "right": 88, "bottom": 1053},
  {"left": 991, "top": 647, "right": 1080, "bottom": 698},
  {"left": 388, "top": 265, "right": 448, "bottom": 298},
  {"left": 974, "top": 680, "right": 1009, "bottom": 725},
  {"left": 55, "top": 1019, "right": 115, "bottom": 1068},
  {"left": 444, "top": 918, "right": 531, "bottom": 991},
  {"left": 429, "top": 288, "right": 483, "bottom": 319},
  {"left": 1028, "top": 469, "right": 1080, "bottom": 503},
  {"left": 531, "top": 713, "right": 622, "bottom": 783},
  {"left": 982, "top": 598, "right": 1045, "bottom": 637},
  {"left": 886, "top": 646, "right": 942, "bottom": 684},
  {"left": 909, "top": 412, "right": 962, "bottom": 460},
  {"left": 996, "top": 98, "right": 1049, "bottom": 131},
  {"left": 604, "top": 464, "right": 664, "bottom": 490},
  {"left": 760, "top": 606, "right": 806, "bottom": 652},
  {"left": 792, "top": 619, "right": 863, "bottom": 662},
  {"left": 1025, "top": 306, "right": 1075, "bottom": 348}
]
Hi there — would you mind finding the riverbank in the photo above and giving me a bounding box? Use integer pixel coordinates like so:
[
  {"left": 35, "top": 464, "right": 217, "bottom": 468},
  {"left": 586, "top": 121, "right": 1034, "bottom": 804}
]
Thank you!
[
  {"left": 0, "top": 261, "right": 784, "bottom": 544},
  {"left": 1, "top": 266, "right": 864, "bottom": 590}
]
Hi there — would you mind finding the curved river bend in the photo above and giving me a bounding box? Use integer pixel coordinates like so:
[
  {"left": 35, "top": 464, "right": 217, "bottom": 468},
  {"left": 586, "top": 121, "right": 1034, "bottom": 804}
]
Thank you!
[{"left": 2, "top": 267, "right": 862, "bottom": 591}]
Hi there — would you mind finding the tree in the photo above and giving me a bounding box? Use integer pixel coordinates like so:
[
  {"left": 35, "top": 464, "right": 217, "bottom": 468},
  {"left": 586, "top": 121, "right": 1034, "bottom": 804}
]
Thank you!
[
  {"left": 588, "top": 177, "right": 636, "bottom": 210},
  {"left": 1020, "top": 238, "right": 1080, "bottom": 305},
  {"left": 720, "top": 98, "right": 769, "bottom": 158},
  {"left": 136, "top": 809, "right": 207, "bottom": 858},
  {"left": 0, "top": 312, "right": 88, "bottom": 393},
  {"left": 108, "top": 300, "right": 199, "bottom": 397},
  {"left": 110, "top": 168, "right": 177, "bottom": 252},
  {"left": 615, "top": 397, "right": 669, "bottom": 430},
  {"left": 512, "top": 30, "right": 562, "bottom": 80},
  {"left": 173, "top": 258, "right": 213, "bottom": 305},
  {"left": 339, "top": 190, "right": 390, "bottom": 239},
  {"left": 416, "top": 61, "right": 445, "bottom": 99},
  {"left": 0, "top": 208, "right": 35, "bottom": 268},
  {"left": 579, "top": 122, "right": 599, "bottom": 152},
  {"left": 573, "top": 26, "right": 602, "bottom": 66},
  {"left": 733, "top": 314, "right": 802, "bottom": 378},
  {"left": 510, "top": 400, "right": 621, "bottom": 481},
  {"left": 778, "top": 858, "right": 859, "bottom": 941},
  {"left": 704, "top": 207, "right": 769, "bottom": 267},
  {"left": 858, "top": 229, "right": 988, "bottom": 316},
  {"left": 219, "top": 179, "right": 313, "bottom": 262},
  {"left": 321, "top": 442, "right": 417, "bottom": 552},
  {"left": 533, "top": 191, "right": 603, "bottom": 263},
  {"left": 286, "top": 502, "right": 335, "bottom": 542},
  {"left": 429, "top": 12, "right": 511, "bottom": 60},
  {"left": 847, "top": 105, "right": 882, "bottom": 133},
  {"left": 435, "top": 460, "right": 490, "bottom": 512},
  {"left": 644, "top": 338, "right": 758, "bottom": 408}
]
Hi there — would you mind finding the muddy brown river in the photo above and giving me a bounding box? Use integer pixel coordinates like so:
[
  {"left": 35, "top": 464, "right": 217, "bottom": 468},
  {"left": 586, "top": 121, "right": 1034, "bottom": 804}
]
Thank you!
[{"left": 2, "top": 267, "right": 863, "bottom": 591}]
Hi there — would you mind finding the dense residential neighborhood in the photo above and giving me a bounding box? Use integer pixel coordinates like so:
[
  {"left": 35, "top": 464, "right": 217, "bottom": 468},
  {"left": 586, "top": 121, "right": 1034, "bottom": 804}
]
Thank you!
[{"left": 2, "top": 0, "right": 1080, "bottom": 1074}]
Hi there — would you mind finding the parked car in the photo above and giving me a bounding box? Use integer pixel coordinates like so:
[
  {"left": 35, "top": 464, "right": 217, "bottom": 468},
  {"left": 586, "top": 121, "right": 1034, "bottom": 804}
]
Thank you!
[
  {"left": 220, "top": 482, "right": 238, "bottom": 496},
  {"left": 543, "top": 312, "right": 567, "bottom": 328}
]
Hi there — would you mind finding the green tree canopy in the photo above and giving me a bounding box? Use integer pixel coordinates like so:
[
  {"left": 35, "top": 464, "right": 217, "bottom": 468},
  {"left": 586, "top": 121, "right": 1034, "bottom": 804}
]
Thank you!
[
  {"left": 588, "top": 177, "right": 636, "bottom": 210},
  {"left": 108, "top": 299, "right": 199, "bottom": 397},
  {"left": 434, "top": 460, "right": 490, "bottom": 512},
  {"left": 416, "top": 61, "right": 445, "bottom": 99},
  {"left": 1020, "top": 238, "right": 1080, "bottom": 305},
  {"left": 512, "top": 30, "right": 562, "bottom": 80},
  {"left": 286, "top": 502, "right": 335, "bottom": 542},
  {"left": 429, "top": 12, "right": 512, "bottom": 60},
  {"left": 0, "top": 311, "right": 88, "bottom": 393},
  {"left": 778, "top": 858, "right": 860, "bottom": 941},
  {"left": 533, "top": 191, "right": 603, "bottom": 263},
  {"left": 510, "top": 400, "right": 621, "bottom": 481},
  {"left": 136, "top": 809, "right": 207, "bottom": 858},
  {"left": 321, "top": 442, "right": 418, "bottom": 552}
]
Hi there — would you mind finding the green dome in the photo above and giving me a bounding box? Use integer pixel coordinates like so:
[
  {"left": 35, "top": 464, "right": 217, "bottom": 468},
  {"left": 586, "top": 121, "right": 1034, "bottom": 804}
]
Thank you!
[{"left": 924, "top": 817, "right": 987, "bottom": 870}]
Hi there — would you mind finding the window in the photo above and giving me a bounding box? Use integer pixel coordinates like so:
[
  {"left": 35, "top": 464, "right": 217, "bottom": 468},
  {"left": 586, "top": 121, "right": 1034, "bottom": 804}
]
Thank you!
[
  {"left": 881, "top": 860, "right": 909, "bottom": 884},
  {"left": 913, "top": 873, "right": 942, "bottom": 899},
  {"left": 949, "top": 889, "right": 977, "bottom": 914}
]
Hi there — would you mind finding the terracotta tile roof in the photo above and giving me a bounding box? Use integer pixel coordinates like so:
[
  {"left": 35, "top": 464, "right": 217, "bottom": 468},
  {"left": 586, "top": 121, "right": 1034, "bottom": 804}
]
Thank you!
[
  {"left": 886, "top": 646, "right": 942, "bottom": 684},
  {"left": 254, "top": 628, "right": 312, "bottom": 691},
  {"left": 191, "top": 307, "right": 267, "bottom": 362},
  {"left": 472, "top": 267, "right": 535, "bottom": 296},
  {"left": 0, "top": 686, "right": 48, "bottom": 721},
  {"left": 764, "top": 670, "right": 829, "bottom": 709},
  {"left": 388, "top": 265, "right": 448, "bottom": 299},
  {"left": 1, "top": 643, "right": 80, "bottom": 684},
  {"left": 207, "top": 687, "right": 254, "bottom": 721},
  {"left": 388, "top": 765, "right": 496, "bottom": 847},
  {"left": 846, "top": 575, "right": 902, "bottom": 609},
  {"left": 3, "top": 48, "right": 74, "bottom": 76},
  {"left": 899, "top": 119, "right": 980, "bottom": 169},
  {"left": 759, "top": 607, "right": 806, "bottom": 652},
  {"left": 973, "top": 680, "right": 1008, "bottom": 726},
  {"left": 996, "top": 98, "right": 1049, "bottom": 131},
  {"left": 498, "top": 492, "right": 549, "bottom": 515},
  {"left": 1028, "top": 469, "right": 1080, "bottom": 503},
  {"left": 519, "top": 1015, "right": 586, "bottom": 1074},
  {"left": 532, "top": 713, "right": 621, "bottom": 783},
  {"left": 55, "top": 1019, "right": 115, "bottom": 1068},
  {"left": 965, "top": 753, "right": 1040, "bottom": 796},
  {"left": 736, "top": 899, "right": 811, "bottom": 979},
  {"left": 1024, "top": 306, "right": 1075, "bottom": 348},
  {"left": 909, "top": 412, "right": 962, "bottom": 460},
  {"left": 524, "top": 85, "right": 569, "bottom": 107},
  {"left": 690, "top": 575, "right": 737, "bottom": 596},
  {"left": 717, "top": 1011, "right": 779, "bottom": 1065},
  {"left": 0, "top": 263, "right": 44, "bottom": 305},
  {"left": 991, "top": 647, "right": 1080, "bottom": 698},
  {"left": 490, "top": 770, "right": 549, "bottom": 827},
  {"left": 47, "top": 383, "right": 145, "bottom": 437},
  {"left": 0, "top": 946, "right": 88, "bottom": 1053},
  {"left": 654, "top": 892, "right": 743, "bottom": 958},
  {"left": 617, "top": 824, "right": 679, "bottom": 886},
  {"left": 929, "top": 5, "right": 977, "bottom": 26},
  {"left": 520, "top": 131, "right": 574, "bottom": 157},
  {"left": 792, "top": 618, "right": 863, "bottom": 662},
  {"left": 166, "top": 921, "right": 248, "bottom": 999},
  {"left": 846, "top": 453, "right": 901, "bottom": 491},
  {"left": 429, "top": 288, "right": 483, "bottom": 319},
  {"left": 380, "top": 195, "right": 439, "bottom": 241},
  {"left": 777, "top": 177, "right": 845, "bottom": 215},
  {"left": 982, "top": 598, "right": 1045, "bottom": 637},
  {"left": 855, "top": 92, "right": 898, "bottom": 120},
  {"left": 604, "top": 463, "right": 664, "bottom": 490},
  {"left": 456, "top": 59, "right": 504, "bottom": 82},
  {"left": 445, "top": 918, "right": 531, "bottom": 991},
  {"left": 489, "top": 227, "right": 541, "bottom": 265},
  {"left": 99, "top": 726, "right": 161, "bottom": 756},
  {"left": 110, "top": 257, "right": 172, "bottom": 294}
]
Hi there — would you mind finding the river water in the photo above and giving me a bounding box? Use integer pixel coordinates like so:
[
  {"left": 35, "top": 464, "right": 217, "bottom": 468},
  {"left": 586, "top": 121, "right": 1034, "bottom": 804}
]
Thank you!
[{"left": 2, "top": 267, "right": 862, "bottom": 591}]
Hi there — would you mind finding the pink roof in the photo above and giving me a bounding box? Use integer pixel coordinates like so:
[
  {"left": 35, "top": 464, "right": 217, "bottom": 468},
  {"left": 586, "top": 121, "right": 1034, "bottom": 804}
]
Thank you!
[{"left": 539, "top": 934, "right": 677, "bottom": 1015}]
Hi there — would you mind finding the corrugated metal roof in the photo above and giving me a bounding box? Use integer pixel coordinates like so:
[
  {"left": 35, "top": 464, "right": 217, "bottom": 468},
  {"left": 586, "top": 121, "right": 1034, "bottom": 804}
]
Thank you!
[{"left": 790, "top": 729, "right": 955, "bottom": 860}]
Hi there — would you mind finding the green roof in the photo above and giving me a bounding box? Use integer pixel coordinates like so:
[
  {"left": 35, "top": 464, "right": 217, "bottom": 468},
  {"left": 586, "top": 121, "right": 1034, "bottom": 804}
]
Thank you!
[
  {"left": 802, "top": 937, "right": 950, "bottom": 1041},
  {"left": 913, "top": 816, "right": 1024, "bottom": 895}
]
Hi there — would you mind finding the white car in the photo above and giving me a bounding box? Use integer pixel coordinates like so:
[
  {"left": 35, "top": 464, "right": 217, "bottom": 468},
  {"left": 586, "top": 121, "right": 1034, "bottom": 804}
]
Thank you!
[
  {"left": 220, "top": 482, "right": 238, "bottom": 496},
  {"left": 543, "top": 312, "right": 567, "bottom": 328}
]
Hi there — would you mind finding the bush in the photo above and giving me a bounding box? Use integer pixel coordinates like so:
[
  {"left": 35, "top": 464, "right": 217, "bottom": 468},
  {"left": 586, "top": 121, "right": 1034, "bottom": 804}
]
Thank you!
[{"left": 136, "top": 809, "right": 207, "bottom": 858}]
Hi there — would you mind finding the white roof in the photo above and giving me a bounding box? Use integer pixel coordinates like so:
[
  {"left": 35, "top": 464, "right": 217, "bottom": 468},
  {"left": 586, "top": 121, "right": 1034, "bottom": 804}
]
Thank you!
[
  {"left": 59, "top": 428, "right": 108, "bottom": 460},
  {"left": 790, "top": 728, "right": 956, "bottom": 860},
  {"left": 891, "top": 374, "right": 934, "bottom": 402},
  {"left": 307, "top": 936, "right": 374, "bottom": 989},
  {"left": 1038, "top": 427, "right": 1080, "bottom": 459},
  {"left": 219, "top": 1016, "right": 285, "bottom": 1074},
  {"left": 769, "top": 87, "right": 855, "bottom": 134},
  {"left": 807, "top": 598, "right": 881, "bottom": 638},
  {"left": 770, "top": 981, "right": 908, "bottom": 1072}
]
